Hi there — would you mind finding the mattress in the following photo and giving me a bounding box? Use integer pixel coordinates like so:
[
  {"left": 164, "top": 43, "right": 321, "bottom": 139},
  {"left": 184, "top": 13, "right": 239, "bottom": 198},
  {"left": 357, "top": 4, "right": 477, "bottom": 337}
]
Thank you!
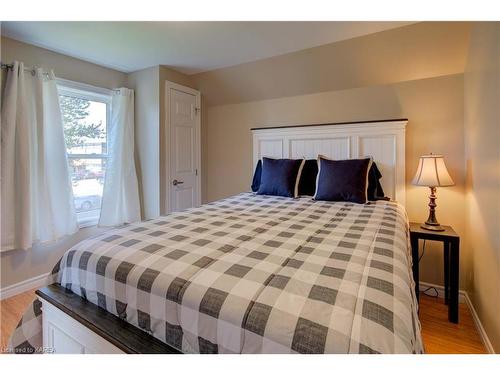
[{"left": 9, "top": 192, "right": 423, "bottom": 353}]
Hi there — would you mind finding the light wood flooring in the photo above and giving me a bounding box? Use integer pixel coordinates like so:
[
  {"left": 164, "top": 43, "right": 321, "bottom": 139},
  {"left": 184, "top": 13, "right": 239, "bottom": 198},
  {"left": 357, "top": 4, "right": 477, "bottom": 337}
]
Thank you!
[
  {"left": 419, "top": 294, "right": 487, "bottom": 353},
  {"left": 0, "top": 289, "right": 488, "bottom": 354},
  {"left": 1, "top": 288, "right": 38, "bottom": 350}
]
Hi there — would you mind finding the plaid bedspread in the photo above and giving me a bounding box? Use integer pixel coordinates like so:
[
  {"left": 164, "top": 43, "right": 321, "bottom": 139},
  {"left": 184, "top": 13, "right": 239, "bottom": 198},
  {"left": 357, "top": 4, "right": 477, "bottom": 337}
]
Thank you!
[{"left": 8, "top": 193, "right": 423, "bottom": 354}]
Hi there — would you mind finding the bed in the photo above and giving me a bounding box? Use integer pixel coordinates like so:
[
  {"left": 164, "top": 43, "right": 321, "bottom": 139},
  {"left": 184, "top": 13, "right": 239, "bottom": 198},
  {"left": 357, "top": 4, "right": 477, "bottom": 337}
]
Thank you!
[{"left": 9, "top": 119, "right": 422, "bottom": 354}]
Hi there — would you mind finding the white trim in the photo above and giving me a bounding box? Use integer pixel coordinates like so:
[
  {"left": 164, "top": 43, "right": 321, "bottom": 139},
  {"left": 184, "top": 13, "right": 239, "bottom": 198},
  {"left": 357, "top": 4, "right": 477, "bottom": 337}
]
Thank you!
[
  {"left": 67, "top": 154, "right": 110, "bottom": 160},
  {"left": 56, "top": 78, "right": 115, "bottom": 98},
  {"left": 57, "top": 79, "right": 112, "bottom": 156},
  {"left": 252, "top": 121, "right": 407, "bottom": 136},
  {"left": 56, "top": 78, "right": 112, "bottom": 228},
  {"left": 419, "top": 281, "right": 495, "bottom": 353},
  {"left": 0, "top": 272, "right": 50, "bottom": 300},
  {"left": 164, "top": 81, "right": 202, "bottom": 214},
  {"left": 419, "top": 281, "right": 466, "bottom": 303},
  {"left": 463, "top": 293, "right": 496, "bottom": 354},
  {"left": 76, "top": 216, "right": 99, "bottom": 228}
]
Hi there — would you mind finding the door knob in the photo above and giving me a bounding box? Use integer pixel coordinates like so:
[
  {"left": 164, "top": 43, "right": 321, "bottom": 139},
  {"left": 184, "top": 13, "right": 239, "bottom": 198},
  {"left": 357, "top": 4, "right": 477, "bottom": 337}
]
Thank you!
[{"left": 172, "top": 179, "right": 184, "bottom": 186}]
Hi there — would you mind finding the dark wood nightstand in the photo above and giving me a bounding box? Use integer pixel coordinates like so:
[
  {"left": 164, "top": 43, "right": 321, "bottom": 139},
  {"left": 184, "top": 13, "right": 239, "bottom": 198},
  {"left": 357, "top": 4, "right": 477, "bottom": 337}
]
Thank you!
[{"left": 409, "top": 222, "right": 460, "bottom": 323}]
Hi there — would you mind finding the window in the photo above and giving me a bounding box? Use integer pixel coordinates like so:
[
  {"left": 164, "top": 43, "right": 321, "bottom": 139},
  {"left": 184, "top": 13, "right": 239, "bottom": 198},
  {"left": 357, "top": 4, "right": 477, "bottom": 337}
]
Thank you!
[{"left": 58, "top": 81, "right": 112, "bottom": 226}]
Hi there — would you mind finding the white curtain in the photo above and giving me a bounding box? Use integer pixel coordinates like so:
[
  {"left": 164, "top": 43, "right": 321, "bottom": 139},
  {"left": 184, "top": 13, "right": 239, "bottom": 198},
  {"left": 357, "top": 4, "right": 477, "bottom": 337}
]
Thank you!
[
  {"left": 98, "top": 88, "right": 141, "bottom": 226},
  {"left": 1, "top": 61, "right": 78, "bottom": 251}
]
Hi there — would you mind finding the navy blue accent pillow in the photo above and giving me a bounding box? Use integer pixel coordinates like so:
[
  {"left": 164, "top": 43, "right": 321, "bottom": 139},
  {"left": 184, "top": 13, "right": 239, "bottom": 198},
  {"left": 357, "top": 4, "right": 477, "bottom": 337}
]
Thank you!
[
  {"left": 367, "top": 162, "right": 386, "bottom": 200},
  {"left": 253, "top": 158, "right": 385, "bottom": 199},
  {"left": 314, "top": 157, "right": 371, "bottom": 204},
  {"left": 257, "top": 157, "right": 305, "bottom": 198},
  {"left": 298, "top": 159, "right": 319, "bottom": 196},
  {"left": 251, "top": 160, "right": 262, "bottom": 192},
  {"left": 252, "top": 159, "right": 318, "bottom": 196}
]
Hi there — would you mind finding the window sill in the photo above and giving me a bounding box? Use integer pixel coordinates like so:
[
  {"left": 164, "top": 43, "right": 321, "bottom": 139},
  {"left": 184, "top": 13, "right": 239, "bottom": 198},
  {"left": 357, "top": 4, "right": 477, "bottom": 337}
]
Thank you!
[
  {"left": 78, "top": 220, "right": 98, "bottom": 229},
  {"left": 76, "top": 210, "right": 100, "bottom": 228},
  {"left": 77, "top": 214, "right": 99, "bottom": 228}
]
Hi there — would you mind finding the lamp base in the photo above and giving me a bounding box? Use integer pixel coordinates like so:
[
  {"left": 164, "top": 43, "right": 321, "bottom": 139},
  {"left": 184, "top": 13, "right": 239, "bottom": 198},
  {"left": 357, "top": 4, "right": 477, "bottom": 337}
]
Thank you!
[
  {"left": 421, "top": 186, "right": 445, "bottom": 231},
  {"left": 420, "top": 223, "right": 445, "bottom": 232}
]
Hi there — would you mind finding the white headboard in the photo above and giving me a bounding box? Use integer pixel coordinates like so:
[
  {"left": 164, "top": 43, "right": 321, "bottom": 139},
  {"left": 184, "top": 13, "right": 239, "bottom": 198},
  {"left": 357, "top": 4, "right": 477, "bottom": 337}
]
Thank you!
[{"left": 251, "top": 119, "right": 407, "bottom": 205}]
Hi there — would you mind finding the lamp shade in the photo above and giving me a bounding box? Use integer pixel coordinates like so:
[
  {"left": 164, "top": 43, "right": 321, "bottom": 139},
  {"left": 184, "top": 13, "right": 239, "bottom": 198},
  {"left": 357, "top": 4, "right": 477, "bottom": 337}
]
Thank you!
[{"left": 412, "top": 154, "right": 454, "bottom": 187}]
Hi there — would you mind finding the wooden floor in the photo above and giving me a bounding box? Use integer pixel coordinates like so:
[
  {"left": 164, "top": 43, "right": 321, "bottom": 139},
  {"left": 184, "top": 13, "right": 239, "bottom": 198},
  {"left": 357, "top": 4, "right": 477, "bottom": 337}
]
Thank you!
[
  {"left": 1, "top": 288, "right": 38, "bottom": 350},
  {"left": 419, "top": 294, "right": 487, "bottom": 354},
  {"left": 0, "top": 290, "right": 488, "bottom": 354}
]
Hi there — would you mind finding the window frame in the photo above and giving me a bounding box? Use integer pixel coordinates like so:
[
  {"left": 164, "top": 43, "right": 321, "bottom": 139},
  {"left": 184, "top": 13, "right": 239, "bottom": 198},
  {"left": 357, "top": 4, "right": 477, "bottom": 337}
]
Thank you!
[{"left": 57, "top": 79, "right": 113, "bottom": 228}]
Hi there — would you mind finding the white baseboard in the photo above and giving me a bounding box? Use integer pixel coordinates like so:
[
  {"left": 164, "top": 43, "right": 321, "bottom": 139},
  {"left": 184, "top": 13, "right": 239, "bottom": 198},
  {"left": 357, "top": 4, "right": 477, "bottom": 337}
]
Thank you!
[
  {"left": 419, "top": 281, "right": 466, "bottom": 303},
  {"left": 419, "top": 281, "right": 495, "bottom": 354},
  {"left": 463, "top": 293, "right": 495, "bottom": 354},
  {"left": 0, "top": 272, "right": 50, "bottom": 300}
]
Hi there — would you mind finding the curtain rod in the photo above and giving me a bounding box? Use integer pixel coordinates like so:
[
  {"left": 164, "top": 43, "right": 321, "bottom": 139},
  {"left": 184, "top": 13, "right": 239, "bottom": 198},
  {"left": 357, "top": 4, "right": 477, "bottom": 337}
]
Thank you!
[
  {"left": 1, "top": 64, "right": 121, "bottom": 92},
  {"left": 1, "top": 62, "right": 50, "bottom": 77},
  {"left": 1, "top": 62, "right": 121, "bottom": 93}
]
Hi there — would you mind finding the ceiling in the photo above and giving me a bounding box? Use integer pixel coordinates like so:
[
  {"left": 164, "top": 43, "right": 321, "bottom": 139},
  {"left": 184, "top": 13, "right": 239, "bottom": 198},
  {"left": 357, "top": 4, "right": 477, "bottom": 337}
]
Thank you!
[{"left": 1, "top": 21, "right": 414, "bottom": 74}]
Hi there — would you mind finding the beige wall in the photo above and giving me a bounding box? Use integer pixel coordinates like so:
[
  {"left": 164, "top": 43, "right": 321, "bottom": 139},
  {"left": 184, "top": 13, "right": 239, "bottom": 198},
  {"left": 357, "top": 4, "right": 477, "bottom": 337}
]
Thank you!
[
  {"left": 192, "top": 22, "right": 471, "bottom": 106},
  {"left": 464, "top": 23, "right": 500, "bottom": 352},
  {"left": 0, "top": 37, "right": 195, "bottom": 288},
  {"left": 204, "top": 74, "right": 469, "bottom": 290},
  {"left": 0, "top": 36, "right": 125, "bottom": 288},
  {"left": 195, "top": 21, "right": 500, "bottom": 349},
  {"left": 2, "top": 22, "right": 498, "bottom": 351},
  {"left": 1, "top": 37, "right": 127, "bottom": 89},
  {"left": 1, "top": 226, "right": 107, "bottom": 289},
  {"left": 127, "top": 66, "right": 161, "bottom": 220},
  {"left": 194, "top": 22, "right": 473, "bottom": 291},
  {"left": 128, "top": 65, "right": 195, "bottom": 218}
]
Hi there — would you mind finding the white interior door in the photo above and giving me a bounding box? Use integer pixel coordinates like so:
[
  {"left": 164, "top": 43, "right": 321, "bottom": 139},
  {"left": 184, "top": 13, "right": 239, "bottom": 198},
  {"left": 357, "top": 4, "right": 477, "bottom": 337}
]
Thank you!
[{"left": 167, "top": 82, "right": 201, "bottom": 213}]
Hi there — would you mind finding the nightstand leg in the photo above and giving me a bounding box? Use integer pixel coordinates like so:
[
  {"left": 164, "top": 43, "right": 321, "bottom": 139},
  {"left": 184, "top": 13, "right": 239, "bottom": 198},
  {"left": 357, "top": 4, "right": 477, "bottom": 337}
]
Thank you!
[
  {"left": 410, "top": 235, "right": 419, "bottom": 303},
  {"left": 449, "top": 238, "right": 460, "bottom": 323},
  {"left": 444, "top": 241, "right": 450, "bottom": 305}
]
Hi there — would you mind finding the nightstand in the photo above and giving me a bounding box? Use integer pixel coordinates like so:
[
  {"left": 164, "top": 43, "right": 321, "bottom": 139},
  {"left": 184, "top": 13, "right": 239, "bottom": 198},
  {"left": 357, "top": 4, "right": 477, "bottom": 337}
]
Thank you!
[{"left": 409, "top": 222, "right": 460, "bottom": 323}]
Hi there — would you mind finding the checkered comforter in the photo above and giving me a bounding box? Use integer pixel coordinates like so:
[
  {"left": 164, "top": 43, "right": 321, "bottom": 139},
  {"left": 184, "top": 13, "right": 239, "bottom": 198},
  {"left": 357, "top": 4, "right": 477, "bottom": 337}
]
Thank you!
[{"left": 8, "top": 193, "right": 423, "bottom": 354}]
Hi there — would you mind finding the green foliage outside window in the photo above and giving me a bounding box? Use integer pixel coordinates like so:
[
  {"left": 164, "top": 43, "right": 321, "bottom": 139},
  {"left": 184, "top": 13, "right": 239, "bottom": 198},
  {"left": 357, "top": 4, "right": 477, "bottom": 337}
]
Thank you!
[{"left": 60, "top": 95, "right": 104, "bottom": 149}]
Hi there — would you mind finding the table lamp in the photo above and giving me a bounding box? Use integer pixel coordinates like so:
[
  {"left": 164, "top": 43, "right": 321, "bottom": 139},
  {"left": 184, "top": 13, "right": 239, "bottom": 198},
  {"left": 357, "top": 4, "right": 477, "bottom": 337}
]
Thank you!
[{"left": 412, "top": 154, "right": 454, "bottom": 231}]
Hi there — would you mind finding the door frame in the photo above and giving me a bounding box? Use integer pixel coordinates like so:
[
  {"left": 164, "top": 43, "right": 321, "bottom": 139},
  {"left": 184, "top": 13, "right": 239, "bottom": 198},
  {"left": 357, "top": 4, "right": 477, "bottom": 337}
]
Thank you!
[{"left": 164, "top": 80, "right": 202, "bottom": 214}]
